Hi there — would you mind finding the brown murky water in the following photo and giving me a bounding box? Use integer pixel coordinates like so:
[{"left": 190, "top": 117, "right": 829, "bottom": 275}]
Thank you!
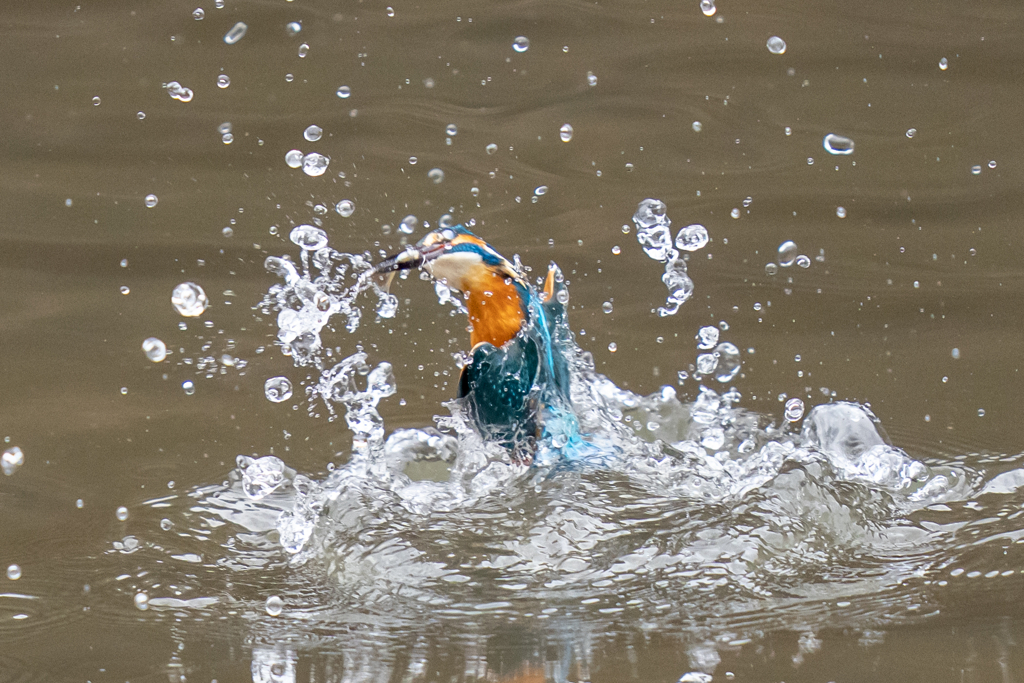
[{"left": 3, "top": 0, "right": 1024, "bottom": 681}]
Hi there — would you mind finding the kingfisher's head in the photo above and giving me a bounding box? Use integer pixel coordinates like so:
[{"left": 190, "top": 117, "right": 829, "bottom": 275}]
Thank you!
[
  {"left": 371, "top": 226, "right": 530, "bottom": 348},
  {"left": 371, "top": 226, "right": 524, "bottom": 294}
]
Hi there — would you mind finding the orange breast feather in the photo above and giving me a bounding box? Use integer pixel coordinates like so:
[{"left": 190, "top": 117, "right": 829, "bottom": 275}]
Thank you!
[{"left": 464, "top": 268, "right": 526, "bottom": 348}]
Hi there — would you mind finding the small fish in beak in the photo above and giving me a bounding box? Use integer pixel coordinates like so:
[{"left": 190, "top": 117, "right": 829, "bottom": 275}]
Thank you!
[{"left": 367, "top": 240, "right": 450, "bottom": 292}]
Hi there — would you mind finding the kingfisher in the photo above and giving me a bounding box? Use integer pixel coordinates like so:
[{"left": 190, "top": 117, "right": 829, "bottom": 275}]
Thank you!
[{"left": 370, "top": 226, "right": 576, "bottom": 462}]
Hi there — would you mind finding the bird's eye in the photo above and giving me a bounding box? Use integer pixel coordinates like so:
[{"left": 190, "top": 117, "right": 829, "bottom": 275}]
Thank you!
[{"left": 441, "top": 229, "right": 456, "bottom": 241}]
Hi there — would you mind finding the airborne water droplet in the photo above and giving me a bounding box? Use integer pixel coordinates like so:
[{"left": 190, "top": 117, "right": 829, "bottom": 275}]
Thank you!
[
  {"left": 217, "top": 74, "right": 230, "bottom": 89},
  {"left": 285, "top": 149, "right": 303, "bottom": 168},
  {"left": 559, "top": 123, "right": 573, "bottom": 142},
  {"left": 939, "top": 57, "right": 948, "bottom": 70},
  {"left": 264, "top": 377, "right": 293, "bottom": 403},
  {"left": 289, "top": 225, "right": 329, "bottom": 251},
  {"left": 784, "top": 397, "right": 805, "bottom": 421},
  {"left": 304, "top": 125, "right": 323, "bottom": 142},
  {"left": 836, "top": 206, "right": 847, "bottom": 218},
  {"left": 428, "top": 168, "right": 444, "bottom": 184},
  {"left": 513, "top": 36, "right": 530, "bottom": 52},
  {"left": 266, "top": 595, "right": 284, "bottom": 616},
  {"left": 777, "top": 241, "right": 798, "bottom": 267},
  {"left": 823, "top": 133, "right": 854, "bottom": 155},
  {"left": 676, "top": 224, "right": 709, "bottom": 251},
  {"left": 700, "top": 0, "right": 716, "bottom": 16},
  {"left": 145, "top": 194, "right": 158, "bottom": 208},
  {"left": 302, "top": 153, "right": 330, "bottom": 176},
  {"left": 142, "top": 337, "right": 167, "bottom": 362},
  {"left": 1, "top": 447, "right": 24, "bottom": 476},
  {"left": 224, "top": 22, "right": 248, "bottom": 44},
  {"left": 171, "top": 282, "right": 208, "bottom": 316},
  {"left": 767, "top": 36, "right": 787, "bottom": 54},
  {"left": 335, "top": 199, "right": 355, "bottom": 217},
  {"left": 336, "top": 85, "right": 351, "bottom": 98}
]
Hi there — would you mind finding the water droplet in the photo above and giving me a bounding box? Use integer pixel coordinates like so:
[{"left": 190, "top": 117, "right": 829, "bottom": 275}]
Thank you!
[
  {"left": 216, "top": 74, "right": 230, "bottom": 89},
  {"left": 784, "top": 397, "right": 805, "bottom": 422},
  {"left": 336, "top": 85, "right": 351, "bottom": 98},
  {"left": 286, "top": 21, "right": 302, "bottom": 36},
  {"left": 534, "top": 185, "right": 548, "bottom": 196},
  {"left": 730, "top": 208, "right": 740, "bottom": 219},
  {"left": 486, "top": 143, "right": 498, "bottom": 154},
  {"left": 92, "top": 96, "right": 101, "bottom": 106},
  {"left": 938, "top": 57, "right": 948, "bottom": 70},
  {"left": 633, "top": 198, "right": 668, "bottom": 229},
  {"left": 906, "top": 128, "right": 917, "bottom": 138},
  {"left": 978, "top": 408, "right": 985, "bottom": 417},
  {"left": 970, "top": 165, "right": 982, "bottom": 175},
  {"left": 6, "top": 564, "right": 21, "bottom": 581},
  {"left": 399, "top": 215, "right": 417, "bottom": 234},
  {"left": 696, "top": 352, "right": 718, "bottom": 375},
  {"left": 951, "top": 347, "right": 961, "bottom": 360},
  {"left": 823, "top": 133, "right": 854, "bottom": 155},
  {"left": 836, "top": 206, "right": 847, "bottom": 218},
  {"left": 302, "top": 152, "right": 330, "bottom": 176},
  {"left": 192, "top": 7, "right": 205, "bottom": 20},
  {"left": 559, "top": 123, "right": 574, "bottom": 142},
  {"left": 765, "top": 262, "right": 779, "bottom": 275},
  {"left": 285, "top": 149, "right": 303, "bottom": 168},
  {"left": 611, "top": 245, "right": 621, "bottom": 255},
  {"left": 602, "top": 301, "right": 613, "bottom": 314},
  {"left": 137, "top": 111, "right": 146, "bottom": 120},
  {"left": 142, "top": 337, "right": 167, "bottom": 362},
  {"left": 182, "top": 380, "right": 195, "bottom": 395},
  {"left": 120, "top": 285, "right": 130, "bottom": 295},
  {"left": 224, "top": 21, "right": 248, "bottom": 44},
  {"left": 266, "top": 595, "right": 284, "bottom": 616},
  {"left": 512, "top": 36, "right": 530, "bottom": 52},
  {"left": 265, "top": 377, "right": 293, "bottom": 403},
  {"left": 222, "top": 133, "right": 233, "bottom": 144},
  {"left": 304, "top": 125, "right": 323, "bottom": 142},
  {"left": 778, "top": 240, "right": 798, "bottom": 267},
  {"left": 445, "top": 123, "right": 458, "bottom": 136},
  {"left": 692, "top": 121, "right": 702, "bottom": 132},
  {"left": 988, "top": 160, "right": 997, "bottom": 169},
  {"left": 164, "top": 81, "right": 194, "bottom": 102},
  {"left": 697, "top": 326, "right": 719, "bottom": 350},
  {"left": 608, "top": 342, "right": 617, "bottom": 352},
  {"left": 700, "top": 0, "right": 716, "bottom": 16},
  {"left": 1, "top": 447, "right": 24, "bottom": 476},
  {"left": 795, "top": 254, "right": 811, "bottom": 268},
  {"left": 289, "top": 225, "right": 328, "bottom": 251},
  {"left": 134, "top": 592, "right": 149, "bottom": 610},
  {"left": 335, "top": 199, "right": 355, "bottom": 217},
  {"left": 428, "top": 168, "right": 444, "bottom": 184},
  {"left": 297, "top": 43, "right": 309, "bottom": 58},
  {"left": 587, "top": 71, "right": 598, "bottom": 86},
  {"left": 116, "top": 506, "right": 129, "bottom": 521},
  {"left": 714, "top": 342, "right": 741, "bottom": 382},
  {"left": 767, "top": 36, "right": 787, "bottom": 54},
  {"left": 120, "top": 259, "right": 128, "bottom": 268},
  {"left": 171, "top": 282, "right": 208, "bottom": 316},
  {"left": 144, "top": 194, "right": 158, "bottom": 208},
  {"left": 386, "top": 6, "right": 395, "bottom": 17},
  {"left": 676, "top": 224, "right": 709, "bottom": 251}
]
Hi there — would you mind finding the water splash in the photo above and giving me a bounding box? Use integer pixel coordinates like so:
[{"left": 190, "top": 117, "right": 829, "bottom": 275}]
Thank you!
[{"left": 631, "top": 199, "right": 697, "bottom": 315}]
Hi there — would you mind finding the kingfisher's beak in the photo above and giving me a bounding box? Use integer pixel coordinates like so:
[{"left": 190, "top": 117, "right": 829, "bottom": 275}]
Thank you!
[{"left": 369, "top": 242, "right": 448, "bottom": 292}]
